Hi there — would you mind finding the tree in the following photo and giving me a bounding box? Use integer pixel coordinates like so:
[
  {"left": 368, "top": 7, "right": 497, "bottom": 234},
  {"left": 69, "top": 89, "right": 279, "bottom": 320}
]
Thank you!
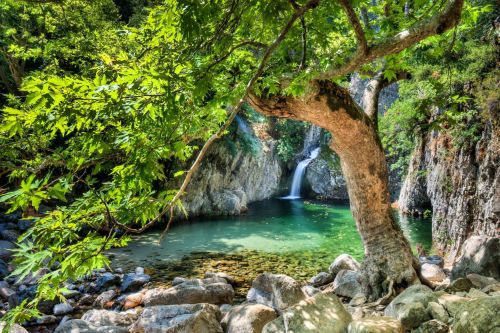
[{"left": 0, "top": 0, "right": 476, "bottom": 325}]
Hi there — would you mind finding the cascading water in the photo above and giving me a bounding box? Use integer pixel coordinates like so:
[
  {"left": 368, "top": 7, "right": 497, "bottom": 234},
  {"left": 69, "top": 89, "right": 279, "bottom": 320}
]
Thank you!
[
  {"left": 282, "top": 147, "right": 320, "bottom": 199},
  {"left": 235, "top": 115, "right": 252, "bottom": 134}
]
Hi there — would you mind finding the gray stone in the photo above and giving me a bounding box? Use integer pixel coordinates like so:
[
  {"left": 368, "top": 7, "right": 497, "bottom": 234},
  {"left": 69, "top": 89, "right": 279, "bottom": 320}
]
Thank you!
[
  {"left": 250, "top": 273, "right": 307, "bottom": 312},
  {"left": 0, "top": 322, "right": 29, "bottom": 333},
  {"left": 263, "top": 292, "right": 352, "bottom": 333},
  {"left": 54, "top": 319, "right": 129, "bottom": 333},
  {"left": 95, "top": 273, "right": 121, "bottom": 290},
  {"left": 17, "top": 219, "right": 34, "bottom": 232},
  {"left": 93, "top": 290, "right": 117, "bottom": 308},
  {"left": 205, "top": 272, "right": 235, "bottom": 285},
  {"left": 135, "top": 267, "right": 144, "bottom": 275},
  {"left": 418, "top": 256, "right": 444, "bottom": 268},
  {"left": 143, "top": 283, "right": 234, "bottom": 306},
  {"left": 347, "top": 316, "right": 403, "bottom": 333},
  {"left": 426, "top": 302, "right": 449, "bottom": 323},
  {"left": 301, "top": 285, "right": 320, "bottom": 297},
  {"left": 384, "top": 285, "right": 437, "bottom": 330},
  {"left": 309, "top": 272, "right": 333, "bottom": 287},
  {"left": 79, "top": 294, "right": 96, "bottom": 306},
  {"left": 221, "top": 303, "right": 277, "bottom": 333},
  {"left": 436, "top": 293, "right": 470, "bottom": 317},
  {"left": 174, "top": 277, "right": 228, "bottom": 287},
  {"left": 451, "top": 236, "right": 499, "bottom": 280},
  {"left": 0, "top": 282, "right": 16, "bottom": 301},
  {"left": 172, "top": 277, "right": 187, "bottom": 286},
  {"left": 332, "top": 269, "right": 362, "bottom": 298},
  {"left": 466, "top": 288, "right": 489, "bottom": 298},
  {"left": 120, "top": 273, "right": 150, "bottom": 292},
  {"left": 130, "top": 303, "right": 223, "bottom": 333},
  {"left": 467, "top": 273, "right": 498, "bottom": 289},
  {"left": 420, "top": 264, "right": 446, "bottom": 284},
  {"left": 452, "top": 296, "right": 500, "bottom": 333},
  {"left": 305, "top": 152, "right": 349, "bottom": 200},
  {"left": 81, "top": 309, "right": 138, "bottom": 327},
  {"left": 414, "top": 319, "right": 448, "bottom": 333},
  {"left": 349, "top": 293, "right": 367, "bottom": 306},
  {"left": 482, "top": 282, "right": 500, "bottom": 294},
  {"left": 0, "top": 259, "right": 9, "bottom": 278},
  {"left": 329, "top": 254, "right": 361, "bottom": 276},
  {"left": 53, "top": 302, "right": 74, "bottom": 315},
  {"left": 0, "top": 241, "right": 15, "bottom": 261},
  {"left": 0, "top": 230, "right": 20, "bottom": 242},
  {"left": 36, "top": 315, "right": 58, "bottom": 325},
  {"left": 445, "top": 277, "right": 473, "bottom": 293}
]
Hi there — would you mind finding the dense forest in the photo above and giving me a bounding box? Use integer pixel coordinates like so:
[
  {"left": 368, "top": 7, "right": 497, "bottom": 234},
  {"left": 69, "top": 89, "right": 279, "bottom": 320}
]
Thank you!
[{"left": 0, "top": 0, "right": 498, "bottom": 332}]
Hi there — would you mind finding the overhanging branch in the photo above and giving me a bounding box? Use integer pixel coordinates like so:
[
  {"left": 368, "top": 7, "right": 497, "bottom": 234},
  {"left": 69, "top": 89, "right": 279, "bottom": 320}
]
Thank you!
[{"left": 338, "top": 0, "right": 368, "bottom": 55}]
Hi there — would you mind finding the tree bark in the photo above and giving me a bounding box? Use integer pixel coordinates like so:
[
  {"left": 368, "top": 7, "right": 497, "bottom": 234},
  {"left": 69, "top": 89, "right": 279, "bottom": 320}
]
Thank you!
[{"left": 248, "top": 80, "right": 419, "bottom": 300}]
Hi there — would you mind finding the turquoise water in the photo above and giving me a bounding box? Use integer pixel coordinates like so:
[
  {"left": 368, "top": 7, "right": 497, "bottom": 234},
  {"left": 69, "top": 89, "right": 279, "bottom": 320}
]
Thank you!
[{"left": 111, "top": 199, "right": 432, "bottom": 269}]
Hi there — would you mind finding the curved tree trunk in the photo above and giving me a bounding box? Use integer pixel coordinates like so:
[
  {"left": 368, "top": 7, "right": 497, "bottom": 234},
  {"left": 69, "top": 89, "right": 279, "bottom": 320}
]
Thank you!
[{"left": 248, "top": 80, "right": 419, "bottom": 300}]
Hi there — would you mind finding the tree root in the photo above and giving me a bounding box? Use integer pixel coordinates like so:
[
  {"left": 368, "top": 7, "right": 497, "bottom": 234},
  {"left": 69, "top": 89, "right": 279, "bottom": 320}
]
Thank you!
[{"left": 362, "top": 279, "right": 395, "bottom": 309}]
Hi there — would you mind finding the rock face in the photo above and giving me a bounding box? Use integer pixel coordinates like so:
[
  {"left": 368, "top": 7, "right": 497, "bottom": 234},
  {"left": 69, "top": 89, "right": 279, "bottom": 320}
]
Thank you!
[
  {"left": 451, "top": 236, "right": 499, "bottom": 280},
  {"left": 263, "top": 292, "right": 352, "bottom": 333},
  {"left": 180, "top": 135, "right": 282, "bottom": 217},
  {"left": 143, "top": 283, "right": 234, "bottom": 306},
  {"left": 130, "top": 303, "right": 223, "bottom": 333},
  {"left": 221, "top": 303, "right": 277, "bottom": 333},
  {"left": 305, "top": 149, "right": 349, "bottom": 200},
  {"left": 399, "top": 119, "right": 499, "bottom": 262}
]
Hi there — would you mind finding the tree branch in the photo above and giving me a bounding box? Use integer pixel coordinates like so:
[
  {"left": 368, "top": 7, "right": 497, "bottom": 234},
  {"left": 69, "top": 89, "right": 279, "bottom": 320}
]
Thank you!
[
  {"left": 316, "top": 0, "right": 464, "bottom": 80},
  {"left": 338, "top": 0, "right": 368, "bottom": 55}
]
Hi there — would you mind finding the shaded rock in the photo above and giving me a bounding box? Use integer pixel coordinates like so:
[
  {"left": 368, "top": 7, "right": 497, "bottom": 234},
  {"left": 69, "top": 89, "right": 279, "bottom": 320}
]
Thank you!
[
  {"left": 0, "top": 230, "right": 20, "bottom": 242},
  {"left": 332, "top": 269, "right": 361, "bottom": 298},
  {"left": 349, "top": 293, "right": 367, "bottom": 306},
  {"left": 263, "top": 292, "right": 352, "bottom": 333},
  {"left": 467, "top": 288, "right": 489, "bottom": 298},
  {"left": 81, "top": 309, "right": 138, "bottom": 327},
  {"left": 130, "top": 303, "right": 222, "bottom": 333},
  {"left": 221, "top": 303, "right": 277, "bottom": 333},
  {"left": 0, "top": 259, "right": 9, "bottom": 278},
  {"left": 53, "top": 303, "right": 73, "bottom": 315},
  {"left": 384, "top": 285, "right": 436, "bottom": 330},
  {"left": 79, "top": 294, "right": 97, "bottom": 306},
  {"left": 205, "top": 272, "right": 235, "bottom": 285},
  {"left": 418, "top": 256, "right": 444, "bottom": 268},
  {"left": 0, "top": 282, "right": 16, "bottom": 301},
  {"left": 420, "top": 264, "right": 445, "bottom": 285},
  {"left": 452, "top": 296, "right": 500, "bottom": 333},
  {"left": 309, "top": 272, "right": 333, "bottom": 287},
  {"left": 329, "top": 254, "right": 360, "bottom": 276},
  {"left": 143, "top": 283, "right": 234, "bottom": 306},
  {"left": 36, "top": 315, "right": 58, "bottom": 325},
  {"left": 445, "top": 277, "right": 473, "bottom": 293},
  {"left": 301, "top": 285, "right": 320, "bottom": 297},
  {"left": 467, "top": 273, "right": 498, "bottom": 289},
  {"left": 414, "top": 319, "right": 448, "bottom": 333},
  {"left": 120, "top": 273, "right": 150, "bottom": 292},
  {"left": 123, "top": 292, "right": 143, "bottom": 310},
  {"left": 437, "top": 293, "right": 470, "bottom": 317},
  {"left": 250, "top": 273, "right": 307, "bottom": 312},
  {"left": 17, "top": 219, "right": 34, "bottom": 232},
  {"left": 93, "top": 290, "right": 117, "bottom": 309},
  {"left": 482, "top": 282, "right": 500, "bottom": 294},
  {"left": 172, "top": 277, "right": 187, "bottom": 286},
  {"left": 426, "top": 302, "right": 449, "bottom": 323},
  {"left": 96, "top": 273, "right": 121, "bottom": 290},
  {"left": 62, "top": 289, "right": 80, "bottom": 299},
  {"left": 0, "top": 322, "right": 29, "bottom": 333},
  {"left": 54, "top": 319, "right": 129, "bottom": 333},
  {"left": 451, "top": 236, "right": 499, "bottom": 280},
  {"left": 0, "top": 241, "right": 15, "bottom": 261},
  {"left": 347, "top": 316, "right": 403, "bottom": 333}
]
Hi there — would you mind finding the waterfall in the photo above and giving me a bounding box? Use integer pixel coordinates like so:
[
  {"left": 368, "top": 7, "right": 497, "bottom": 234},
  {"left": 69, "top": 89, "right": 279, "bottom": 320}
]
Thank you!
[
  {"left": 235, "top": 115, "right": 252, "bottom": 134},
  {"left": 282, "top": 147, "right": 320, "bottom": 199}
]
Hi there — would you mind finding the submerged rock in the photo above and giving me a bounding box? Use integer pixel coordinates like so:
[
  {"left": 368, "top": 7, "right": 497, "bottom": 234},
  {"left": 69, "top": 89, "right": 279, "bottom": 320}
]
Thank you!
[
  {"left": 347, "top": 316, "right": 403, "bottom": 333},
  {"left": 329, "top": 254, "right": 360, "bottom": 276},
  {"left": 263, "top": 292, "right": 352, "bottom": 333},
  {"left": 130, "top": 303, "right": 222, "bottom": 333},
  {"left": 221, "top": 303, "right": 277, "bottom": 333},
  {"left": 143, "top": 283, "right": 234, "bottom": 306}
]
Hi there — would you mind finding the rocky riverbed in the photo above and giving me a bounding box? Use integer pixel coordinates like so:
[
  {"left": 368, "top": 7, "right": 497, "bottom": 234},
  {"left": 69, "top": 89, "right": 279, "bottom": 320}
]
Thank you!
[{"left": 1, "top": 235, "right": 499, "bottom": 332}]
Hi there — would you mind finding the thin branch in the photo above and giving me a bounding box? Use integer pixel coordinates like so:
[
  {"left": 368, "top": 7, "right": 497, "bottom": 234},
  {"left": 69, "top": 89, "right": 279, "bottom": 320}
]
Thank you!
[
  {"left": 315, "top": 0, "right": 464, "bottom": 80},
  {"left": 299, "top": 17, "right": 308, "bottom": 69},
  {"left": 112, "top": 0, "right": 321, "bottom": 235},
  {"left": 338, "top": 0, "right": 368, "bottom": 55},
  {"left": 203, "top": 40, "right": 268, "bottom": 75}
]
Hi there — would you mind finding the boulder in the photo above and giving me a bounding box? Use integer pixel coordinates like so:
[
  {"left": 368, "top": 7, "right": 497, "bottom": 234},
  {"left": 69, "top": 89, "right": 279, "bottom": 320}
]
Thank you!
[
  {"left": 301, "top": 285, "right": 320, "bottom": 297},
  {"left": 120, "top": 273, "right": 150, "bottom": 292},
  {"left": 0, "top": 241, "right": 15, "bottom": 261},
  {"left": 420, "top": 264, "right": 446, "bottom": 285},
  {"left": 445, "top": 277, "right": 473, "bottom": 293},
  {"left": 329, "top": 254, "right": 360, "bottom": 276},
  {"left": 172, "top": 277, "right": 188, "bottom": 286},
  {"left": 221, "top": 303, "right": 277, "bottom": 333},
  {"left": 426, "top": 302, "right": 449, "bottom": 323},
  {"left": 415, "top": 319, "right": 449, "bottom": 333},
  {"left": 451, "top": 236, "right": 499, "bottom": 280},
  {"left": 419, "top": 255, "right": 444, "bottom": 268},
  {"left": 81, "top": 309, "right": 138, "bottom": 327},
  {"left": 263, "top": 292, "right": 352, "bottom": 333},
  {"left": 205, "top": 272, "right": 235, "bottom": 285},
  {"left": 332, "top": 269, "right": 361, "bottom": 298},
  {"left": 436, "top": 293, "right": 470, "bottom": 317},
  {"left": 54, "top": 319, "right": 129, "bottom": 333},
  {"left": 130, "top": 303, "right": 223, "bottom": 333},
  {"left": 0, "top": 322, "right": 28, "bottom": 333},
  {"left": 123, "top": 292, "right": 143, "bottom": 309},
  {"left": 0, "top": 282, "right": 16, "bottom": 301},
  {"left": 93, "top": 290, "right": 117, "bottom": 309},
  {"left": 174, "top": 277, "right": 228, "bottom": 287},
  {"left": 452, "top": 296, "right": 500, "bottom": 333},
  {"left": 0, "top": 230, "right": 20, "bottom": 242},
  {"left": 96, "top": 273, "right": 121, "bottom": 290},
  {"left": 309, "top": 272, "right": 333, "bottom": 287},
  {"left": 53, "top": 302, "right": 74, "bottom": 315},
  {"left": 249, "top": 273, "right": 307, "bottom": 312},
  {"left": 482, "top": 282, "right": 500, "bottom": 294},
  {"left": 467, "top": 273, "right": 498, "bottom": 289},
  {"left": 0, "top": 259, "right": 9, "bottom": 278},
  {"left": 384, "top": 285, "right": 437, "bottom": 330},
  {"left": 143, "top": 283, "right": 234, "bottom": 306},
  {"left": 466, "top": 288, "right": 489, "bottom": 298},
  {"left": 347, "top": 316, "right": 403, "bottom": 333},
  {"left": 17, "top": 219, "right": 34, "bottom": 232}
]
